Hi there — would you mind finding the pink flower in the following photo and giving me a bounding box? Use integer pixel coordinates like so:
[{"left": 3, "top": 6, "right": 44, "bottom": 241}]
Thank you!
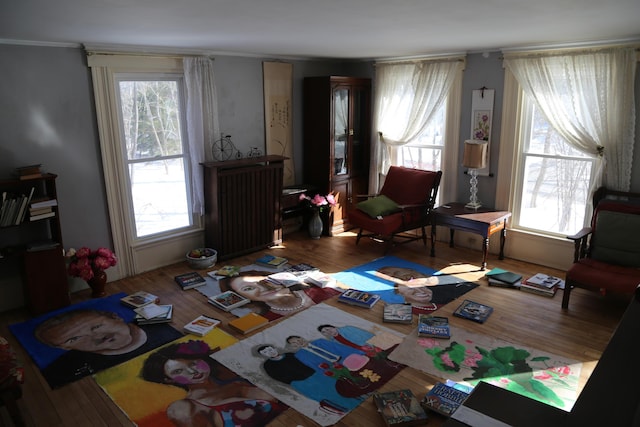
[
  {"left": 299, "top": 193, "right": 336, "bottom": 208},
  {"left": 550, "top": 365, "right": 571, "bottom": 376},
  {"left": 66, "top": 246, "right": 118, "bottom": 279},
  {"left": 441, "top": 353, "right": 455, "bottom": 368},
  {"left": 417, "top": 338, "right": 439, "bottom": 348},
  {"left": 534, "top": 372, "right": 552, "bottom": 380}
]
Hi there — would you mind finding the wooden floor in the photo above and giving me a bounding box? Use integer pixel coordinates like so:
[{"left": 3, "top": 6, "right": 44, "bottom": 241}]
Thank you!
[{"left": 0, "top": 229, "right": 630, "bottom": 427}]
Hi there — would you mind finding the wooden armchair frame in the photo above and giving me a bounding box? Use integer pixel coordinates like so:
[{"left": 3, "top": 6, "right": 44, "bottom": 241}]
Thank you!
[
  {"left": 349, "top": 166, "right": 442, "bottom": 254},
  {"left": 563, "top": 187, "right": 640, "bottom": 309}
]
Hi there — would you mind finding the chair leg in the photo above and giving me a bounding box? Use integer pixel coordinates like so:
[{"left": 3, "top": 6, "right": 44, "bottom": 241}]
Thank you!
[
  {"left": 562, "top": 284, "right": 572, "bottom": 309},
  {"left": 355, "top": 229, "right": 363, "bottom": 245},
  {"left": 0, "top": 389, "right": 25, "bottom": 427},
  {"left": 420, "top": 226, "right": 427, "bottom": 246}
]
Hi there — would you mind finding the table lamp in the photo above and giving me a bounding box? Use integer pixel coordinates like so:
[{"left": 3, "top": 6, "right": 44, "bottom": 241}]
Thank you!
[{"left": 463, "top": 139, "right": 488, "bottom": 209}]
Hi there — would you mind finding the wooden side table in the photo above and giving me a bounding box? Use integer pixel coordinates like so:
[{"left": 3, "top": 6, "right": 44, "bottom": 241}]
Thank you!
[{"left": 431, "top": 202, "right": 511, "bottom": 270}]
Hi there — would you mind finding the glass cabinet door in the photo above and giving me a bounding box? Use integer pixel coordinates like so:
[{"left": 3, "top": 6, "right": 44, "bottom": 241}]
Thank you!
[
  {"left": 333, "top": 87, "right": 349, "bottom": 176},
  {"left": 351, "top": 85, "right": 368, "bottom": 178}
]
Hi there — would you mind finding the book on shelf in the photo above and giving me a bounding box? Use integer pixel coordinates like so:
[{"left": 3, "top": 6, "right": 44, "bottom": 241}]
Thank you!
[
  {"left": 213, "top": 265, "right": 241, "bottom": 277},
  {"left": 15, "top": 164, "right": 42, "bottom": 178},
  {"left": 519, "top": 282, "right": 559, "bottom": 297},
  {"left": 373, "top": 389, "right": 428, "bottom": 427},
  {"left": 184, "top": 315, "right": 221, "bottom": 336},
  {"left": 453, "top": 300, "right": 493, "bottom": 323},
  {"left": 29, "top": 206, "right": 52, "bottom": 216},
  {"left": 208, "top": 290, "right": 251, "bottom": 311},
  {"left": 304, "top": 270, "right": 337, "bottom": 288},
  {"left": 30, "top": 197, "right": 58, "bottom": 209},
  {"left": 174, "top": 271, "right": 207, "bottom": 290},
  {"left": 383, "top": 303, "right": 413, "bottom": 324},
  {"left": 26, "top": 239, "right": 60, "bottom": 252},
  {"left": 338, "top": 288, "right": 381, "bottom": 309},
  {"left": 524, "top": 273, "right": 564, "bottom": 289},
  {"left": 485, "top": 268, "right": 522, "bottom": 286},
  {"left": 29, "top": 211, "right": 55, "bottom": 221},
  {"left": 120, "top": 291, "right": 160, "bottom": 309},
  {"left": 255, "top": 254, "right": 288, "bottom": 268},
  {"left": 228, "top": 312, "right": 270, "bottom": 334},
  {"left": 418, "top": 315, "right": 451, "bottom": 339},
  {"left": 421, "top": 382, "right": 470, "bottom": 417},
  {"left": 134, "top": 303, "right": 171, "bottom": 320},
  {"left": 135, "top": 304, "right": 173, "bottom": 324}
]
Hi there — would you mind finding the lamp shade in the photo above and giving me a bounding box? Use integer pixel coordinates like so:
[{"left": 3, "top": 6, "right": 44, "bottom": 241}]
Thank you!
[{"left": 462, "top": 139, "right": 488, "bottom": 169}]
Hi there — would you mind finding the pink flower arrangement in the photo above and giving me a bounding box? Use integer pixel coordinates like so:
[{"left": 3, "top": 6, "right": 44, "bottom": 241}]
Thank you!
[
  {"left": 66, "top": 247, "right": 118, "bottom": 280},
  {"left": 299, "top": 193, "right": 336, "bottom": 210}
]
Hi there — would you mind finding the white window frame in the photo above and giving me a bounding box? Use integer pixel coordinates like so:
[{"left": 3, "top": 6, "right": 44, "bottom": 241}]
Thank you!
[
  {"left": 496, "top": 69, "right": 576, "bottom": 270},
  {"left": 88, "top": 53, "right": 204, "bottom": 277}
]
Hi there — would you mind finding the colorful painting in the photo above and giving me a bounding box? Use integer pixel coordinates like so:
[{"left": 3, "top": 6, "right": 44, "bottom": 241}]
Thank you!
[
  {"left": 212, "top": 303, "right": 406, "bottom": 426},
  {"left": 388, "top": 325, "right": 581, "bottom": 410},
  {"left": 9, "top": 292, "right": 182, "bottom": 388},
  {"left": 332, "top": 256, "right": 478, "bottom": 312},
  {"left": 95, "top": 329, "right": 288, "bottom": 427}
]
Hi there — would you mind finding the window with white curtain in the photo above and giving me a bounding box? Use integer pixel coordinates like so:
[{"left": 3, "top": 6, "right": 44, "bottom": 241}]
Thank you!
[
  {"left": 512, "top": 94, "right": 595, "bottom": 236},
  {"left": 115, "top": 76, "right": 192, "bottom": 238},
  {"left": 396, "top": 102, "right": 445, "bottom": 172}
]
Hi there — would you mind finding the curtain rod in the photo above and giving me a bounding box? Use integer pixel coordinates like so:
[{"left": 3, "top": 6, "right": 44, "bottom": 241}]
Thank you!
[
  {"left": 375, "top": 56, "right": 465, "bottom": 66},
  {"left": 501, "top": 44, "right": 639, "bottom": 60}
]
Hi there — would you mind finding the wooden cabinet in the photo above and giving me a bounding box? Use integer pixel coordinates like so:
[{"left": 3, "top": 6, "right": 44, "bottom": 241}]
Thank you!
[
  {"left": 303, "top": 76, "right": 371, "bottom": 234},
  {"left": 0, "top": 173, "right": 70, "bottom": 314},
  {"left": 202, "top": 156, "right": 285, "bottom": 260}
]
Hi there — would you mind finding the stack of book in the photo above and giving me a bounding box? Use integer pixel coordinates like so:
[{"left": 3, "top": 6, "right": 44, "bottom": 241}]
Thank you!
[
  {"left": 255, "top": 254, "right": 288, "bottom": 268},
  {"left": 421, "top": 382, "right": 470, "bottom": 417},
  {"left": 418, "top": 315, "right": 451, "bottom": 339},
  {"left": 184, "top": 315, "right": 221, "bottom": 336},
  {"left": 174, "top": 271, "right": 207, "bottom": 290},
  {"left": 520, "top": 273, "right": 564, "bottom": 297},
  {"left": 373, "top": 389, "right": 428, "bottom": 426},
  {"left": 485, "top": 268, "right": 522, "bottom": 288},
  {"left": 134, "top": 304, "right": 173, "bottom": 324},
  {"left": 29, "top": 197, "right": 57, "bottom": 221},
  {"left": 338, "top": 288, "right": 381, "bottom": 309},
  {"left": 15, "top": 164, "right": 42, "bottom": 180}
]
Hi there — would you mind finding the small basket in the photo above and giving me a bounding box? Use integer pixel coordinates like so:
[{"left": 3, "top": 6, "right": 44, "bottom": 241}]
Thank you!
[{"left": 185, "top": 248, "right": 217, "bottom": 269}]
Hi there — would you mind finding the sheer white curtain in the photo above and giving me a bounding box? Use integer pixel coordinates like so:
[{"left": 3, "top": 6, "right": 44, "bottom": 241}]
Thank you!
[
  {"left": 504, "top": 47, "right": 637, "bottom": 192},
  {"left": 183, "top": 57, "right": 220, "bottom": 216},
  {"left": 371, "top": 59, "right": 464, "bottom": 191}
]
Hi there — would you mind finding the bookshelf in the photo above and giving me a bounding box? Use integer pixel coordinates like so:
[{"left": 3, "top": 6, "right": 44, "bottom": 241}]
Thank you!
[{"left": 0, "top": 173, "right": 70, "bottom": 314}]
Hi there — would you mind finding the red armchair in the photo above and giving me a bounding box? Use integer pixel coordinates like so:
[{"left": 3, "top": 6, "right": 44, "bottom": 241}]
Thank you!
[
  {"left": 349, "top": 166, "right": 442, "bottom": 253},
  {"left": 563, "top": 187, "right": 640, "bottom": 309}
]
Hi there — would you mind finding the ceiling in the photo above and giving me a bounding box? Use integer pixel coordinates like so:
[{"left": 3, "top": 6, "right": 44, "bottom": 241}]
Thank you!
[{"left": 1, "top": 0, "right": 639, "bottom": 59}]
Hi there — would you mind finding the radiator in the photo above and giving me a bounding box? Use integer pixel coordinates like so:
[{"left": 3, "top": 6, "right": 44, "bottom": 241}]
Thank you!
[{"left": 202, "top": 156, "right": 284, "bottom": 260}]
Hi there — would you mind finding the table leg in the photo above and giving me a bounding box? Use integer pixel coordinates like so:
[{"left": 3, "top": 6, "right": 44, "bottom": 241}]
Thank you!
[
  {"left": 449, "top": 229, "right": 455, "bottom": 248},
  {"left": 482, "top": 237, "right": 489, "bottom": 270},
  {"left": 499, "top": 221, "right": 507, "bottom": 260},
  {"left": 430, "top": 224, "right": 436, "bottom": 257}
]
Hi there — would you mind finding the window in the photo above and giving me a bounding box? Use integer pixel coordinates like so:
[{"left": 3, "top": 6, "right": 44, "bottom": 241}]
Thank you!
[
  {"left": 511, "top": 95, "right": 595, "bottom": 236},
  {"left": 396, "top": 102, "right": 445, "bottom": 172},
  {"left": 116, "top": 77, "right": 192, "bottom": 238}
]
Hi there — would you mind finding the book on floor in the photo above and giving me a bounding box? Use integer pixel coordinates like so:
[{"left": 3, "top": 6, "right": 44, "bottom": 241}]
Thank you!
[
  {"left": 135, "top": 304, "right": 173, "bottom": 324},
  {"left": 373, "top": 389, "right": 428, "bottom": 427},
  {"left": 183, "top": 315, "right": 221, "bottom": 336},
  {"left": 487, "top": 277, "right": 521, "bottom": 288},
  {"left": 286, "top": 263, "right": 319, "bottom": 273},
  {"left": 519, "top": 282, "right": 559, "bottom": 297},
  {"left": 208, "top": 290, "right": 251, "bottom": 311},
  {"left": 421, "top": 382, "right": 470, "bottom": 417},
  {"left": 338, "top": 288, "right": 381, "bottom": 309},
  {"left": 174, "top": 271, "right": 207, "bottom": 290},
  {"left": 255, "top": 254, "right": 288, "bottom": 268},
  {"left": 213, "top": 265, "right": 241, "bottom": 277},
  {"left": 383, "top": 303, "right": 413, "bottom": 324},
  {"left": 418, "top": 315, "right": 451, "bottom": 339},
  {"left": 453, "top": 300, "right": 493, "bottom": 323},
  {"left": 304, "top": 270, "right": 337, "bottom": 288},
  {"left": 265, "top": 271, "right": 306, "bottom": 287},
  {"left": 134, "top": 303, "right": 170, "bottom": 320},
  {"left": 120, "top": 291, "right": 160, "bottom": 309},
  {"left": 485, "top": 268, "right": 522, "bottom": 286},
  {"left": 524, "top": 273, "right": 563, "bottom": 289},
  {"left": 228, "top": 312, "right": 270, "bottom": 334}
]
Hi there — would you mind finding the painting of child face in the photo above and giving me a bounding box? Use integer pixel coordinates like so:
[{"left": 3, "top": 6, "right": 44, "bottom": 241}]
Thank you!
[{"left": 163, "top": 358, "right": 211, "bottom": 385}]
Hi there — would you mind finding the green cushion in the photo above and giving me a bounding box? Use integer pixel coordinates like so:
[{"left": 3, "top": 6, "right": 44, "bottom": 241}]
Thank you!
[
  {"left": 356, "top": 195, "right": 400, "bottom": 218},
  {"left": 591, "top": 210, "right": 640, "bottom": 268}
]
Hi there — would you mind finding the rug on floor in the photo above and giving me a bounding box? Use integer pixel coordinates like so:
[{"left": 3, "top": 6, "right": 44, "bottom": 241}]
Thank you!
[
  {"left": 9, "top": 292, "right": 183, "bottom": 389},
  {"left": 332, "top": 255, "right": 478, "bottom": 312},
  {"left": 388, "top": 324, "right": 582, "bottom": 411},
  {"left": 212, "top": 303, "right": 406, "bottom": 426},
  {"left": 95, "top": 328, "right": 289, "bottom": 427}
]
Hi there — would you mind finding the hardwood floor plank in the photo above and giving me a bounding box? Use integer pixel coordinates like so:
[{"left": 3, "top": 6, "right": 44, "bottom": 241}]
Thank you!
[{"left": 0, "top": 230, "right": 629, "bottom": 426}]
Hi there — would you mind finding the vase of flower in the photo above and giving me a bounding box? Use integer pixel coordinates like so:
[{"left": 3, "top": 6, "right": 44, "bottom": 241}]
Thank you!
[
  {"left": 308, "top": 209, "right": 323, "bottom": 239},
  {"left": 87, "top": 269, "right": 107, "bottom": 298},
  {"left": 66, "top": 247, "right": 117, "bottom": 298}
]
